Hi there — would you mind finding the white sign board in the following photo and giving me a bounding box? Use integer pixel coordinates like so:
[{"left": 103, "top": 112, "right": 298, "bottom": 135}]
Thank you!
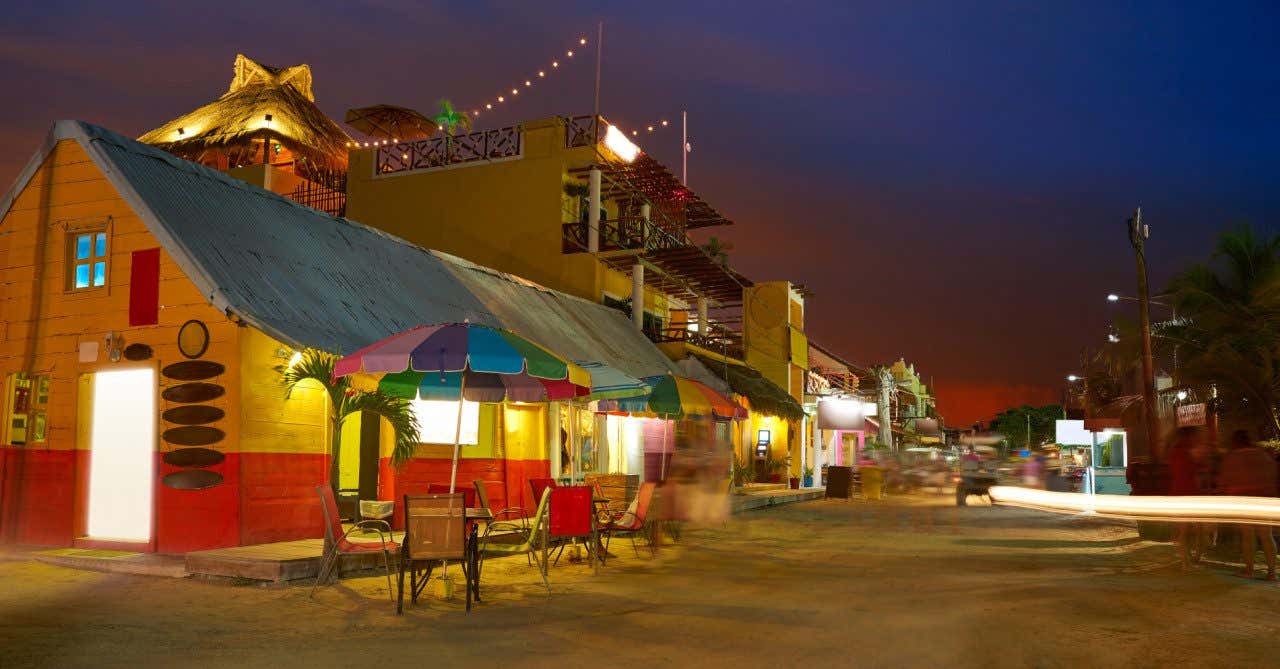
[
  {"left": 1176, "top": 403, "right": 1207, "bottom": 427},
  {"left": 1055, "top": 419, "right": 1093, "bottom": 446},
  {"left": 817, "top": 398, "right": 866, "bottom": 430}
]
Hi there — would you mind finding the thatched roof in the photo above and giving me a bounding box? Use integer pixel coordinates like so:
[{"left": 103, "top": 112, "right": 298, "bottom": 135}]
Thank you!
[{"left": 138, "top": 54, "right": 351, "bottom": 169}]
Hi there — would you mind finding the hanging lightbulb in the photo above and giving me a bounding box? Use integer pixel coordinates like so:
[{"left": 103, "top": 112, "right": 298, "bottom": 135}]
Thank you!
[
  {"left": 538, "top": 70, "right": 545, "bottom": 77},
  {"left": 552, "top": 61, "right": 559, "bottom": 67},
  {"left": 525, "top": 80, "right": 531, "bottom": 86},
  {"left": 661, "top": 120, "right": 669, "bottom": 126},
  {"left": 486, "top": 103, "right": 493, "bottom": 109},
  {"left": 567, "top": 50, "right": 574, "bottom": 57},
  {"left": 498, "top": 96, "right": 504, "bottom": 102},
  {"left": 579, "top": 37, "right": 587, "bottom": 45}
]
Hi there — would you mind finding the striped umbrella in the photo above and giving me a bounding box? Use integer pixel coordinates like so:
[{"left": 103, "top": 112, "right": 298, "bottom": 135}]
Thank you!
[
  {"left": 334, "top": 323, "right": 590, "bottom": 491},
  {"left": 601, "top": 374, "right": 747, "bottom": 420}
]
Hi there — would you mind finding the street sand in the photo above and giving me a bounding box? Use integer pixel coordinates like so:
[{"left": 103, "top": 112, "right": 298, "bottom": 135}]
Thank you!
[{"left": 2, "top": 494, "right": 1278, "bottom": 668}]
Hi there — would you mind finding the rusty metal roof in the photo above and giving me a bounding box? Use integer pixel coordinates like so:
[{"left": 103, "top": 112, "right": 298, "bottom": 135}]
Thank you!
[{"left": 10, "top": 121, "right": 678, "bottom": 379}]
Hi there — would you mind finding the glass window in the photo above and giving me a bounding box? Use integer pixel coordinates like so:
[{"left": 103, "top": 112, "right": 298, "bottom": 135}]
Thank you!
[
  {"left": 559, "top": 404, "right": 598, "bottom": 477},
  {"left": 67, "top": 229, "right": 108, "bottom": 291}
]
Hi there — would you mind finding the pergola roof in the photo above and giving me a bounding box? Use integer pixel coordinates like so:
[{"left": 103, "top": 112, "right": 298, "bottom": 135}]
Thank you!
[
  {"left": 572, "top": 154, "right": 732, "bottom": 231},
  {"left": 641, "top": 246, "right": 751, "bottom": 305}
]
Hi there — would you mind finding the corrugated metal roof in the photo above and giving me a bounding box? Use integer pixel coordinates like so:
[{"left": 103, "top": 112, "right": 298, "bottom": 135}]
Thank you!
[{"left": 52, "top": 121, "right": 676, "bottom": 379}]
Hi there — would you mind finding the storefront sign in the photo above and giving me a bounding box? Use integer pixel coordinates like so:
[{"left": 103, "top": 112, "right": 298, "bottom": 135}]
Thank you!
[
  {"left": 816, "top": 398, "right": 865, "bottom": 430},
  {"left": 1176, "top": 403, "right": 1207, "bottom": 427}
]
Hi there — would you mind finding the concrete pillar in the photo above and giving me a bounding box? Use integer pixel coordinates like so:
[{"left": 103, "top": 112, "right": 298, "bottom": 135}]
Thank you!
[
  {"left": 631, "top": 262, "right": 644, "bottom": 329},
  {"left": 800, "top": 416, "right": 808, "bottom": 486},
  {"left": 588, "top": 168, "right": 601, "bottom": 252},
  {"left": 696, "top": 298, "right": 708, "bottom": 334}
]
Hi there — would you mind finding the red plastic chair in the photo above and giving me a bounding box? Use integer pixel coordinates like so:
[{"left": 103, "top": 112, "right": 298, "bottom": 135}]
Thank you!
[
  {"left": 603, "top": 482, "right": 657, "bottom": 557},
  {"left": 310, "top": 485, "right": 399, "bottom": 601},
  {"left": 528, "top": 478, "right": 557, "bottom": 510},
  {"left": 548, "top": 485, "right": 602, "bottom": 573}
]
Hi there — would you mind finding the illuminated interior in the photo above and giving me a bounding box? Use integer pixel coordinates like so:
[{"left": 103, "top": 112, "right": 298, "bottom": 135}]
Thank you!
[
  {"left": 87, "top": 368, "right": 156, "bottom": 542},
  {"left": 411, "top": 399, "right": 479, "bottom": 445}
]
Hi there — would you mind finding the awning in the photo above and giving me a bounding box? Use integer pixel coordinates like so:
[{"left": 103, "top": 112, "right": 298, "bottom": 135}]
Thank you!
[
  {"left": 577, "top": 361, "right": 647, "bottom": 400},
  {"left": 599, "top": 374, "right": 746, "bottom": 420},
  {"left": 687, "top": 354, "right": 805, "bottom": 421}
]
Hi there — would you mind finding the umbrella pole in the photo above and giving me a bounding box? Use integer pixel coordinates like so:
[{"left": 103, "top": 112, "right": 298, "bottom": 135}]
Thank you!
[
  {"left": 441, "top": 373, "right": 467, "bottom": 588},
  {"left": 448, "top": 374, "right": 467, "bottom": 494}
]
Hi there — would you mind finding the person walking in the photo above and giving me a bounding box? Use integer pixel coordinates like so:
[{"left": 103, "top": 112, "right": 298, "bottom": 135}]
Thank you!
[
  {"left": 1167, "top": 427, "right": 1203, "bottom": 571},
  {"left": 1219, "top": 430, "right": 1278, "bottom": 580}
]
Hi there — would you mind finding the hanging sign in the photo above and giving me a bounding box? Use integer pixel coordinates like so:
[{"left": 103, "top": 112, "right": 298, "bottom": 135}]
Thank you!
[
  {"left": 817, "top": 398, "right": 865, "bottom": 430},
  {"left": 1176, "top": 403, "right": 1207, "bottom": 427}
]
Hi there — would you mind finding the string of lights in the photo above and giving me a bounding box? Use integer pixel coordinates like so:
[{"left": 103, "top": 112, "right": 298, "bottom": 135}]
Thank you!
[{"left": 467, "top": 35, "right": 590, "bottom": 121}]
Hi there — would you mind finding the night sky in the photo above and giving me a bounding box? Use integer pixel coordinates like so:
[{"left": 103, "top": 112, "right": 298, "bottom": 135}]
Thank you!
[{"left": 3, "top": 1, "right": 1278, "bottom": 426}]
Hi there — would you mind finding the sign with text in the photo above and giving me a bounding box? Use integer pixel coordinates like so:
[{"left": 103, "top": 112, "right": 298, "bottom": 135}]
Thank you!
[{"left": 1176, "top": 403, "right": 1207, "bottom": 427}]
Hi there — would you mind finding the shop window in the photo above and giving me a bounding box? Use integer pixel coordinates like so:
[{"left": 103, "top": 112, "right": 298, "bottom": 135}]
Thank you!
[
  {"left": 67, "top": 228, "right": 109, "bottom": 290},
  {"left": 559, "top": 404, "right": 598, "bottom": 477},
  {"left": 410, "top": 399, "right": 479, "bottom": 445}
]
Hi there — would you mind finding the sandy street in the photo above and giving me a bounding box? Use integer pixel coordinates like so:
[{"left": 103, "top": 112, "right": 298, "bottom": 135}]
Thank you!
[{"left": 1, "top": 495, "right": 1278, "bottom": 668}]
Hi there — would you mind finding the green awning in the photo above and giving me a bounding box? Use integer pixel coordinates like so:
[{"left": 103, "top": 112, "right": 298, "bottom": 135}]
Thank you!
[{"left": 689, "top": 354, "right": 805, "bottom": 421}]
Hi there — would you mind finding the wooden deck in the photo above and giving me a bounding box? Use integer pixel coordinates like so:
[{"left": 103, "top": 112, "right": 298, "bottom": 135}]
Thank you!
[{"left": 186, "top": 533, "right": 402, "bottom": 583}]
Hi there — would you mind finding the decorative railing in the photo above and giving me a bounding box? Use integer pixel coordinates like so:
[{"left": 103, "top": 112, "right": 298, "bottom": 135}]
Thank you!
[
  {"left": 287, "top": 170, "right": 347, "bottom": 217},
  {"left": 564, "top": 115, "right": 600, "bottom": 148},
  {"left": 561, "top": 216, "right": 687, "bottom": 254},
  {"left": 647, "top": 322, "right": 744, "bottom": 361},
  {"left": 375, "top": 125, "right": 522, "bottom": 174}
]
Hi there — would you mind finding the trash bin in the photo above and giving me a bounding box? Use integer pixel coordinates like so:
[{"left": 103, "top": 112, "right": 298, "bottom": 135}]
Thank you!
[{"left": 860, "top": 466, "right": 884, "bottom": 500}]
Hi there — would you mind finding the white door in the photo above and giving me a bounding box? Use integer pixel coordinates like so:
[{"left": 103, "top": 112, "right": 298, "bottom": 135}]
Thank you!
[{"left": 87, "top": 368, "right": 156, "bottom": 542}]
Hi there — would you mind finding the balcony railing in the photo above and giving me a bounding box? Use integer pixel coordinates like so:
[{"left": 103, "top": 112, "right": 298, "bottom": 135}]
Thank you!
[
  {"left": 286, "top": 170, "right": 347, "bottom": 217},
  {"left": 646, "top": 322, "right": 744, "bottom": 361},
  {"left": 564, "top": 115, "right": 600, "bottom": 148},
  {"left": 375, "top": 125, "right": 522, "bottom": 174},
  {"left": 562, "top": 216, "right": 688, "bottom": 254}
]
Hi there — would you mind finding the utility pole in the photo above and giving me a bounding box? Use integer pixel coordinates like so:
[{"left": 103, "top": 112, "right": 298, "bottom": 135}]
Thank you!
[
  {"left": 592, "top": 21, "right": 603, "bottom": 121},
  {"left": 1128, "top": 207, "right": 1160, "bottom": 463}
]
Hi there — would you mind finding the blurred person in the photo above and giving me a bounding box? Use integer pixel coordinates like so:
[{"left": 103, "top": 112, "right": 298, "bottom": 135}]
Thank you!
[
  {"left": 1219, "top": 430, "right": 1278, "bottom": 580},
  {"left": 1167, "top": 427, "right": 1204, "bottom": 570},
  {"left": 1022, "top": 450, "right": 1044, "bottom": 488}
]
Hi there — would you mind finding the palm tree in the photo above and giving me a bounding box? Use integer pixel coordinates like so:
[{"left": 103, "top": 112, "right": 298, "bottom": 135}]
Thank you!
[
  {"left": 432, "top": 99, "right": 472, "bottom": 162},
  {"left": 1165, "top": 224, "right": 1280, "bottom": 437},
  {"left": 278, "top": 350, "right": 421, "bottom": 490}
]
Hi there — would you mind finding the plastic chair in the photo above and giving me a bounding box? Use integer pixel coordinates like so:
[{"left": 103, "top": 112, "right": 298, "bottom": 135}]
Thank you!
[
  {"left": 603, "top": 482, "right": 657, "bottom": 557},
  {"left": 549, "top": 485, "right": 602, "bottom": 572},
  {"left": 478, "top": 488, "right": 553, "bottom": 592},
  {"left": 528, "top": 477, "right": 557, "bottom": 511},
  {"left": 310, "top": 486, "right": 398, "bottom": 602},
  {"left": 397, "top": 493, "right": 478, "bottom": 614}
]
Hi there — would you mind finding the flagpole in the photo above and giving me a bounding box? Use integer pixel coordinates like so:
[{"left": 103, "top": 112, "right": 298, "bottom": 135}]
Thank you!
[
  {"left": 593, "top": 21, "right": 603, "bottom": 121},
  {"left": 681, "top": 110, "right": 688, "bottom": 185}
]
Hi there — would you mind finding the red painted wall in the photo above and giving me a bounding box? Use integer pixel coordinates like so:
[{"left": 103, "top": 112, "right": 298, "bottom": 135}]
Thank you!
[
  {"left": 155, "top": 452, "right": 240, "bottom": 553},
  {"left": 238, "top": 452, "right": 329, "bottom": 546},
  {"left": 378, "top": 456, "right": 549, "bottom": 529},
  {"left": 0, "top": 447, "right": 77, "bottom": 547}
]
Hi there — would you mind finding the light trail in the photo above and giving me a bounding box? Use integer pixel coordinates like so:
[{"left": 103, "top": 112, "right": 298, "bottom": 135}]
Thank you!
[{"left": 989, "top": 486, "right": 1280, "bottom": 526}]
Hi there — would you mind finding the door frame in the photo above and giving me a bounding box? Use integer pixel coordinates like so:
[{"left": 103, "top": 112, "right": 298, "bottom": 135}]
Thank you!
[{"left": 73, "top": 362, "right": 159, "bottom": 552}]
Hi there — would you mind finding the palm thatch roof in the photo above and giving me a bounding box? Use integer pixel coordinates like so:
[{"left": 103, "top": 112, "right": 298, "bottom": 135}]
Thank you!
[
  {"left": 688, "top": 354, "right": 806, "bottom": 421},
  {"left": 138, "top": 54, "right": 351, "bottom": 170}
]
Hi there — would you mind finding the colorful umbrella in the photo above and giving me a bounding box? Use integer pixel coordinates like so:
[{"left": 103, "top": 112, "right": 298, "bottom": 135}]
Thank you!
[
  {"left": 576, "top": 361, "right": 648, "bottom": 400},
  {"left": 334, "top": 323, "right": 591, "bottom": 491},
  {"left": 601, "top": 374, "right": 746, "bottom": 420}
]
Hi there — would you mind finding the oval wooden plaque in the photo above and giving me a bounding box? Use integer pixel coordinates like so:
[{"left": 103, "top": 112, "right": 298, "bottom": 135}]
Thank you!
[
  {"left": 162, "top": 470, "right": 224, "bottom": 490},
  {"left": 123, "top": 343, "right": 153, "bottom": 361},
  {"left": 162, "top": 405, "right": 225, "bottom": 425},
  {"left": 161, "top": 382, "right": 224, "bottom": 404},
  {"left": 163, "top": 425, "right": 225, "bottom": 446},
  {"left": 162, "top": 360, "right": 225, "bottom": 381},
  {"left": 162, "top": 447, "right": 225, "bottom": 468}
]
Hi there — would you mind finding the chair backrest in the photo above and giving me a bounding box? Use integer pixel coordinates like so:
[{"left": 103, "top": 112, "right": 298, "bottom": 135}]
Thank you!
[
  {"left": 427, "top": 482, "right": 476, "bottom": 509},
  {"left": 549, "top": 485, "right": 593, "bottom": 538},
  {"left": 529, "top": 478, "right": 557, "bottom": 508},
  {"left": 472, "top": 479, "right": 492, "bottom": 513},
  {"left": 403, "top": 493, "right": 467, "bottom": 561},
  {"left": 316, "top": 485, "right": 344, "bottom": 545}
]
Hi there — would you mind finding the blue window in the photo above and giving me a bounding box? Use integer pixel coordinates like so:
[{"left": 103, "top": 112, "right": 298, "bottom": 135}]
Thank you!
[{"left": 69, "top": 229, "right": 108, "bottom": 290}]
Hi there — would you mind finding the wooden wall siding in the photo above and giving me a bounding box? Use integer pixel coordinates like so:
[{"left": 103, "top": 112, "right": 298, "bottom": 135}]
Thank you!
[
  {"left": 0, "top": 140, "right": 242, "bottom": 550},
  {"left": 237, "top": 328, "right": 330, "bottom": 544}
]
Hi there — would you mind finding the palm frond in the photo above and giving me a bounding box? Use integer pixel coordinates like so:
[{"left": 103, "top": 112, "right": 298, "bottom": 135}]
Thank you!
[
  {"left": 340, "top": 391, "right": 421, "bottom": 467},
  {"left": 276, "top": 348, "right": 346, "bottom": 410}
]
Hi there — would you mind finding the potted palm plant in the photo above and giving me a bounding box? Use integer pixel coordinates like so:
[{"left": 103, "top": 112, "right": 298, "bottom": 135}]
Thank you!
[{"left": 732, "top": 456, "right": 756, "bottom": 493}]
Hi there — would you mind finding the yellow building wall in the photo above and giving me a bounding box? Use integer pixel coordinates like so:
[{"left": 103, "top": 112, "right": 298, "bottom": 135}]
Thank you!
[
  {"left": 0, "top": 139, "right": 242, "bottom": 456},
  {"left": 344, "top": 118, "right": 674, "bottom": 322},
  {"left": 237, "top": 329, "right": 329, "bottom": 456}
]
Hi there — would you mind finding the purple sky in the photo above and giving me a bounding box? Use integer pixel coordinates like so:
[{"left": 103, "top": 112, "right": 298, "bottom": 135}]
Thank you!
[{"left": 3, "top": 1, "right": 1278, "bottom": 424}]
